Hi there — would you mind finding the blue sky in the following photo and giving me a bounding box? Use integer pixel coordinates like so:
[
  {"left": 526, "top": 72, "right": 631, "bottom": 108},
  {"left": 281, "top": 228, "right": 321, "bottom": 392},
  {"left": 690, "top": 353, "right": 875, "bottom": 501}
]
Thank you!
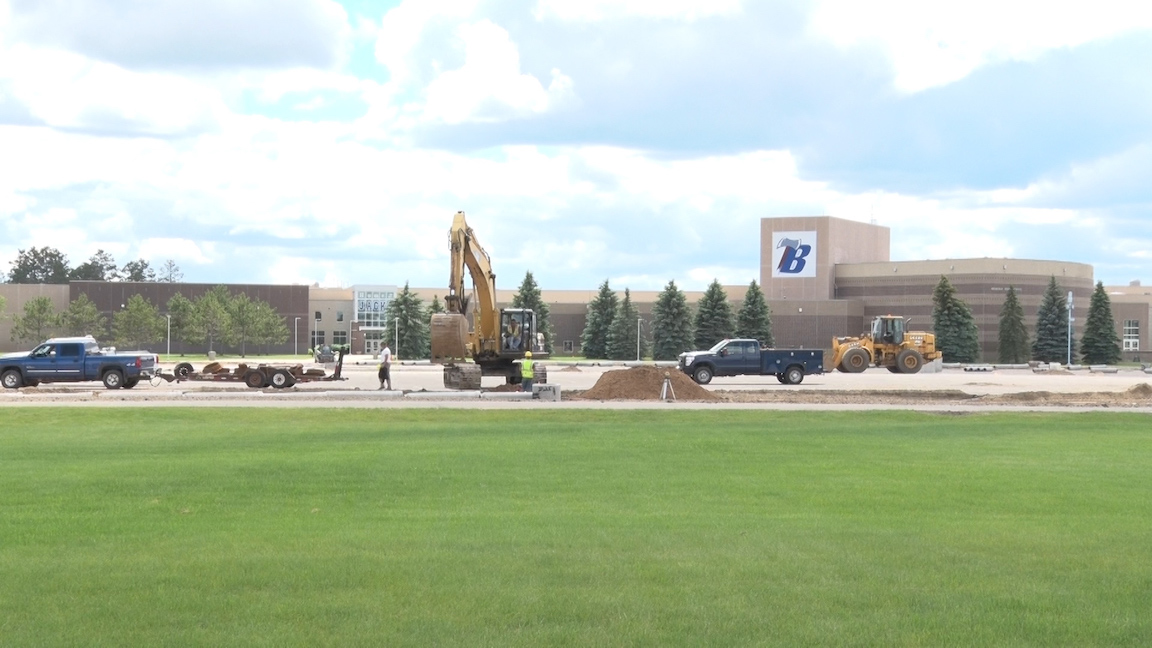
[{"left": 1, "top": 0, "right": 1150, "bottom": 291}]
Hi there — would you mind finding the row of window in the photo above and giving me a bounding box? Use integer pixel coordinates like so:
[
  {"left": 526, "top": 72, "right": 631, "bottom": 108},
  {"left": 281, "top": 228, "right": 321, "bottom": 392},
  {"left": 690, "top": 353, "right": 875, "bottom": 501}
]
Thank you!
[
  {"left": 1124, "top": 319, "right": 1140, "bottom": 352},
  {"left": 309, "top": 331, "right": 348, "bottom": 348}
]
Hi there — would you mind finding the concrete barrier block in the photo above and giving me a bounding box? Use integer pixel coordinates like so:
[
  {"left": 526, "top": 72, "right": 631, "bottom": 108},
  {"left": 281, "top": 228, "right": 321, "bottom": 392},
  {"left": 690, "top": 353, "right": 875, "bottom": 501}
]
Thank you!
[
  {"left": 921, "top": 357, "right": 944, "bottom": 374},
  {"left": 533, "top": 384, "right": 561, "bottom": 401}
]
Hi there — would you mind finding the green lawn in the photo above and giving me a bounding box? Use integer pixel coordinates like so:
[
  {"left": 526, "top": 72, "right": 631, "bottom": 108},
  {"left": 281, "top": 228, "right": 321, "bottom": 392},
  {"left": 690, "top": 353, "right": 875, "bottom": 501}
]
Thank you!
[{"left": 2, "top": 409, "right": 1151, "bottom": 646}]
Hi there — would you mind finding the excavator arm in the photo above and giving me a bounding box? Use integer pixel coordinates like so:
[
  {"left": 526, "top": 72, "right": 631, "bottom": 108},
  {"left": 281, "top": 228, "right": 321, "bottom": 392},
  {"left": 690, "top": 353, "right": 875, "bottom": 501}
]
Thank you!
[{"left": 445, "top": 211, "right": 500, "bottom": 350}]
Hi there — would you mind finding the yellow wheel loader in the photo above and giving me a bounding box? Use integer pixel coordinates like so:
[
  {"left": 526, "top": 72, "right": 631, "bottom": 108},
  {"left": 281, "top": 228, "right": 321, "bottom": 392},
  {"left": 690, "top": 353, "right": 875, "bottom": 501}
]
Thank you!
[{"left": 830, "top": 315, "right": 942, "bottom": 374}]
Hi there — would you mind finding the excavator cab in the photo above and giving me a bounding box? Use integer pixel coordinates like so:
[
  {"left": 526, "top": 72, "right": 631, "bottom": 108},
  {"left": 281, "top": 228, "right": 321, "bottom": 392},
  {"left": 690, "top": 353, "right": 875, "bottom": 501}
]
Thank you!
[
  {"left": 500, "top": 308, "right": 536, "bottom": 354},
  {"left": 871, "top": 315, "right": 905, "bottom": 345}
]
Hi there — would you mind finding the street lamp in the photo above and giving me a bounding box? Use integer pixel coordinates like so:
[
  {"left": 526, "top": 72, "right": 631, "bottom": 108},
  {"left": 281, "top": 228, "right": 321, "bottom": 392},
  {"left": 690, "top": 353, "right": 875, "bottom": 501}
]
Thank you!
[
  {"left": 165, "top": 314, "right": 171, "bottom": 356},
  {"left": 636, "top": 317, "right": 642, "bottom": 361},
  {"left": 294, "top": 317, "right": 301, "bottom": 356},
  {"left": 1067, "top": 291, "right": 1074, "bottom": 366},
  {"left": 394, "top": 317, "right": 399, "bottom": 357}
]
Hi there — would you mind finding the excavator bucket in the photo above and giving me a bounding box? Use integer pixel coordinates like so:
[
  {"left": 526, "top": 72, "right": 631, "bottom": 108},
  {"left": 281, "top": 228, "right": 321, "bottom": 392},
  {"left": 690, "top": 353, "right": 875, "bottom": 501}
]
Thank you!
[{"left": 431, "top": 313, "right": 470, "bottom": 361}]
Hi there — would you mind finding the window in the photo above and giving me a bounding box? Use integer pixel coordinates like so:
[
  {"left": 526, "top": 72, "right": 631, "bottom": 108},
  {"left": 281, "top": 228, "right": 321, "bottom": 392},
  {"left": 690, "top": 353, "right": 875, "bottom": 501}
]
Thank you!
[
  {"left": 337, "top": 311, "right": 344, "bottom": 322},
  {"left": 1124, "top": 320, "right": 1140, "bottom": 351},
  {"left": 315, "top": 311, "right": 322, "bottom": 321},
  {"left": 59, "top": 344, "right": 82, "bottom": 357},
  {"left": 564, "top": 340, "right": 573, "bottom": 353},
  {"left": 333, "top": 331, "right": 348, "bottom": 345},
  {"left": 312, "top": 331, "right": 326, "bottom": 348}
]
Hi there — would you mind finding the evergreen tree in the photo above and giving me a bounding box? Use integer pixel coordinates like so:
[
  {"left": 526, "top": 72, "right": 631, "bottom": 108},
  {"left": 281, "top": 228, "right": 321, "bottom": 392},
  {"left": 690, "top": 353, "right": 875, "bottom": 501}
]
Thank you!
[
  {"left": 580, "top": 279, "right": 618, "bottom": 359},
  {"left": 62, "top": 294, "right": 108, "bottom": 337},
  {"left": 7, "top": 247, "right": 70, "bottom": 284},
  {"left": 735, "top": 280, "right": 774, "bottom": 347},
  {"left": 1081, "top": 281, "right": 1121, "bottom": 365},
  {"left": 252, "top": 301, "right": 290, "bottom": 352},
  {"left": 428, "top": 295, "right": 444, "bottom": 315},
  {"left": 996, "top": 286, "right": 1030, "bottom": 363},
  {"left": 1032, "top": 276, "right": 1075, "bottom": 363},
  {"left": 651, "top": 280, "right": 695, "bottom": 360},
  {"left": 10, "top": 297, "right": 60, "bottom": 343},
  {"left": 931, "top": 275, "right": 980, "bottom": 362},
  {"left": 605, "top": 289, "right": 644, "bottom": 360},
  {"left": 693, "top": 279, "right": 735, "bottom": 349},
  {"left": 70, "top": 250, "right": 119, "bottom": 281},
  {"left": 226, "top": 293, "right": 261, "bottom": 357},
  {"left": 165, "top": 293, "right": 196, "bottom": 356},
  {"left": 384, "top": 282, "right": 429, "bottom": 360},
  {"left": 158, "top": 259, "right": 183, "bottom": 283},
  {"left": 111, "top": 294, "right": 165, "bottom": 350},
  {"left": 512, "top": 271, "right": 554, "bottom": 353}
]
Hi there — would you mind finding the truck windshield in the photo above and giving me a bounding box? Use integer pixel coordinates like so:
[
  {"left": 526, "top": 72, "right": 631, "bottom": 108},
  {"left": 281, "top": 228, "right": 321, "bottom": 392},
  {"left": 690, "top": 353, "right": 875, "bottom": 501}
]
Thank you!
[
  {"left": 31, "top": 344, "right": 53, "bottom": 357},
  {"left": 708, "top": 340, "right": 730, "bottom": 353}
]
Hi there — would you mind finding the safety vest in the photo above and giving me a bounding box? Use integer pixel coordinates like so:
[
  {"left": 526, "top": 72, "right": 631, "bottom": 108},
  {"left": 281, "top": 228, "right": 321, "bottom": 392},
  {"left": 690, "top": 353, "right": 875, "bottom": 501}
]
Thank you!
[{"left": 521, "top": 358, "right": 534, "bottom": 378}]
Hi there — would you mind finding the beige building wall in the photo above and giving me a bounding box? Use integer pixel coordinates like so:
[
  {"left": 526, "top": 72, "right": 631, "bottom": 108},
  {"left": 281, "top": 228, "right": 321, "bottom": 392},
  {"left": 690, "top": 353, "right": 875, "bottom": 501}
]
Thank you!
[{"left": 760, "top": 216, "right": 889, "bottom": 300}]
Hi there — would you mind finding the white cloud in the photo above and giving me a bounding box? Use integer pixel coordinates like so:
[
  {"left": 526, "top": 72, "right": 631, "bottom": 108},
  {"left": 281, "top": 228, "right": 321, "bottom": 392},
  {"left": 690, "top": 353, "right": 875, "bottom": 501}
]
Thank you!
[
  {"left": 533, "top": 0, "right": 742, "bottom": 22},
  {"left": 809, "top": 0, "right": 1152, "bottom": 92}
]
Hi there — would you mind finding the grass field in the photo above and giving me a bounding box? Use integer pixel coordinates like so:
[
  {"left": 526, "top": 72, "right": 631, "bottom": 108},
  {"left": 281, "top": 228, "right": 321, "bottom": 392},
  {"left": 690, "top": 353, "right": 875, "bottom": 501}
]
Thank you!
[{"left": 2, "top": 409, "right": 1151, "bottom": 646}]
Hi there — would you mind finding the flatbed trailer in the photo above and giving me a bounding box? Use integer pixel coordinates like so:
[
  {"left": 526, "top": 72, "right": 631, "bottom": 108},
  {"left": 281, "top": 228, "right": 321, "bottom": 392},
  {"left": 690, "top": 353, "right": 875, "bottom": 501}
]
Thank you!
[{"left": 161, "top": 349, "right": 347, "bottom": 389}]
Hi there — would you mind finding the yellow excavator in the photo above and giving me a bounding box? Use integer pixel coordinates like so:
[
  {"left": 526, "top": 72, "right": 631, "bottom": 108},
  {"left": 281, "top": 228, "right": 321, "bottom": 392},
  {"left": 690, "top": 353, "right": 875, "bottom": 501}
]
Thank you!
[
  {"left": 830, "top": 315, "right": 942, "bottom": 374},
  {"left": 430, "top": 211, "right": 548, "bottom": 389}
]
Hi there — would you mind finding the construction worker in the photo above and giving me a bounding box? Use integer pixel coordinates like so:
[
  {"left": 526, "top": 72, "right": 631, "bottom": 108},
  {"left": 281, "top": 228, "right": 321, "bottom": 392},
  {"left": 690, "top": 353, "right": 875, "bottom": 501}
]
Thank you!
[{"left": 520, "top": 351, "right": 534, "bottom": 392}]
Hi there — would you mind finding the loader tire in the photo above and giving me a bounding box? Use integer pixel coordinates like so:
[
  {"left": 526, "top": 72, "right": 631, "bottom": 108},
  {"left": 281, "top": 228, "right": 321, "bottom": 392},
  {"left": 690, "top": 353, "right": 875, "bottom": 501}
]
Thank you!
[
  {"left": 840, "top": 348, "right": 870, "bottom": 373},
  {"left": 896, "top": 349, "right": 923, "bottom": 374}
]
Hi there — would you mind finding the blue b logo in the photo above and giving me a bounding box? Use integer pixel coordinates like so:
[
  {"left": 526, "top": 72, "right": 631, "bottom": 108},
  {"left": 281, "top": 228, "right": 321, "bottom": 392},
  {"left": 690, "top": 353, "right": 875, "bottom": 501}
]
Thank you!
[{"left": 777, "top": 244, "right": 812, "bottom": 274}]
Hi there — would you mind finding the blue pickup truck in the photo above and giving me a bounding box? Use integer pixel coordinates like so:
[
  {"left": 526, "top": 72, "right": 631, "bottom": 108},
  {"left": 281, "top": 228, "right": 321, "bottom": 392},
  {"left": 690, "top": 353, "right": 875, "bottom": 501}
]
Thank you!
[
  {"left": 0, "top": 336, "right": 160, "bottom": 390},
  {"left": 678, "top": 339, "right": 824, "bottom": 385}
]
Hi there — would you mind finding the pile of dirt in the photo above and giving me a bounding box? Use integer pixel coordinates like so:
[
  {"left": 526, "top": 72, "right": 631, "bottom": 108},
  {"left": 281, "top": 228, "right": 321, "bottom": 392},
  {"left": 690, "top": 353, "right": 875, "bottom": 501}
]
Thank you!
[
  {"left": 485, "top": 383, "right": 524, "bottom": 392},
  {"left": 558, "top": 365, "right": 583, "bottom": 372},
  {"left": 1129, "top": 383, "right": 1152, "bottom": 397},
  {"left": 574, "top": 366, "right": 720, "bottom": 401}
]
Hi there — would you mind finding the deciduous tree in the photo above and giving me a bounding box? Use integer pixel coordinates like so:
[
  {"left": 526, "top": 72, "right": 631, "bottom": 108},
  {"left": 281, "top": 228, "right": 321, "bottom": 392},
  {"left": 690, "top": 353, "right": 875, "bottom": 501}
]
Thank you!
[
  {"left": 62, "top": 294, "right": 108, "bottom": 337},
  {"left": 997, "top": 286, "right": 1030, "bottom": 364},
  {"left": 580, "top": 280, "right": 618, "bottom": 359},
  {"left": 651, "top": 280, "right": 694, "bottom": 361},
  {"left": 10, "top": 297, "right": 61, "bottom": 343},
  {"left": 158, "top": 260, "right": 183, "bottom": 283},
  {"left": 735, "top": 280, "right": 774, "bottom": 347},
  {"left": 187, "top": 286, "right": 233, "bottom": 354},
  {"left": 112, "top": 294, "right": 165, "bottom": 351},
  {"left": 932, "top": 276, "right": 980, "bottom": 363},
  {"left": 1032, "top": 276, "right": 1075, "bottom": 363},
  {"left": 693, "top": 279, "right": 735, "bottom": 349},
  {"left": 119, "top": 259, "right": 156, "bottom": 282},
  {"left": 165, "top": 293, "right": 196, "bottom": 356},
  {"left": 7, "top": 247, "right": 70, "bottom": 284},
  {"left": 70, "top": 250, "right": 119, "bottom": 281},
  {"left": 1080, "top": 281, "right": 1121, "bottom": 365},
  {"left": 512, "top": 271, "right": 554, "bottom": 353}
]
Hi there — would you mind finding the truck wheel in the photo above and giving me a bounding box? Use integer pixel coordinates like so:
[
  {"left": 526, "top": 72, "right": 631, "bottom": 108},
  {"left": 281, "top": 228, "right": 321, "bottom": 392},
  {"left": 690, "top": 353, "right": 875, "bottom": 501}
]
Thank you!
[
  {"left": 693, "top": 365, "right": 713, "bottom": 385},
  {"left": 243, "top": 369, "right": 267, "bottom": 389},
  {"left": 2, "top": 369, "right": 23, "bottom": 389},
  {"left": 174, "top": 362, "right": 194, "bottom": 378},
  {"left": 782, "top": 365, "right": 805, "bottom": 385},
  {"left": 123, "top": 378, "right": 139, "bottom": 389},
  {"left": 896, "top": 349, "right": 923, "bottom": 374},
  {"left": 270, "top": 369, "right": 296, "bottom": 389},
  {"left": 841, "top": 348, "right": 870, "bottom": 373},
  {"left": 102, "top": 370, "right": 124, "bottom": 389},
  {"left": 776, "top": 374, "right": 787, "bottom": 383}
]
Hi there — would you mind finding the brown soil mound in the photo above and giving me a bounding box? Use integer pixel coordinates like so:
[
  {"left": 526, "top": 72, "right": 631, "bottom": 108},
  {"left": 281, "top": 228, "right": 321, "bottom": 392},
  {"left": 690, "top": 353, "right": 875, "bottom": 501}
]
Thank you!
[
  {"left": 1129, "top": 383, "right": 1152, "bottom": 397},
  {"left": 575, "top": 366, "right": 720, "bottom": 401},
  {"left": 559, "top": 365, "right": 583, "bottom": 372}
]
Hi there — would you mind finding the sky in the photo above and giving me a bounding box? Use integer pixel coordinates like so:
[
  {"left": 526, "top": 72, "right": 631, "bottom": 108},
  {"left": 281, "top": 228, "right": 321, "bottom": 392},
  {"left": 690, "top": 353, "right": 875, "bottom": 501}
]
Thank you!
[{"left": 1, "top": 0, "right": 1151, "bottom": 292}]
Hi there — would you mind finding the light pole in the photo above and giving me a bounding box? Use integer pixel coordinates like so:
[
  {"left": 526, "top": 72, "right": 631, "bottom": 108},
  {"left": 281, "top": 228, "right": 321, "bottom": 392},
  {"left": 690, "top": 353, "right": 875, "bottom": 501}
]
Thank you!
[
  {"left": 636, "top": 317, "right": 642, "bottom": 361},
  {"left": 1067, "top": 291, "right": 1074, "bottom": 366},
  {"left": 293, "top": 317, "right": 300, "bottom": 356},
  {"left": 394, "top": 317, "right": 399, "bottom": 357},
  {"left": 165, "top": 314, "right": 171, "bottom": 356}
]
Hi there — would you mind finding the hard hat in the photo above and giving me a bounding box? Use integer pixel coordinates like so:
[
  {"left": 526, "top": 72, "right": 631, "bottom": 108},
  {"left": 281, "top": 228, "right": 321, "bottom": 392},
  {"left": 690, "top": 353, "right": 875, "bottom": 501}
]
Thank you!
[{"left": 525, "top": 351, "right": 532, "bottom": 357}]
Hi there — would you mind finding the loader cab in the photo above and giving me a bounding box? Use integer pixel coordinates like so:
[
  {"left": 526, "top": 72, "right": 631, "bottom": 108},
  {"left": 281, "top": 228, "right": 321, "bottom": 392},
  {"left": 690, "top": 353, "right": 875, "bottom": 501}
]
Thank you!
[
  {"left": 872, "top": 316, "right": 905, "bottom": 345},
  {"left": 501, "top": 308, "right": 537, "bottom": 355}
]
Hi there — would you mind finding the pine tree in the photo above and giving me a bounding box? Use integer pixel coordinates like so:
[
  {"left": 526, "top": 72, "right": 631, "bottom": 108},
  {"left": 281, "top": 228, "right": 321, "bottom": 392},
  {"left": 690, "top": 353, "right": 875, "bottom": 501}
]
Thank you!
[
  {"left": 512, "top": 271, "right": 554, "bottom": 353},
  {"left": 932, "top": 276, "right": 980, "bottom": 362},
  {"left": 605, "top": 289, "right": 643, "bottom": 360},
  {"left": 384, "top": 282, "right": 429, "bottom": 360},
  {"left": 580, "top": 279, "right": 618, "bottom": 359},
  {"left": 1032, "top": 276, "right": 1075, "bottom": 363},
  {"left": 693, "top": 279, "right": 735, "bottom": 349},
  {"left": 651, "top": 280, "right": 695, "bottom": 360},
  {"left": 735, "top": 280, "right": 774, "bottom": 347},
  {"left": 428, "top": 295, "right": 444, "bottom": 315},
  {"left": 996, "top": 286, "right": 1030, "bottom": 363},
  {"left": 62, "top": 294, "right": 108, "bottom": 337},
  {"left": 1080, "top": 281, "right": 1121, "bottom": 365}
]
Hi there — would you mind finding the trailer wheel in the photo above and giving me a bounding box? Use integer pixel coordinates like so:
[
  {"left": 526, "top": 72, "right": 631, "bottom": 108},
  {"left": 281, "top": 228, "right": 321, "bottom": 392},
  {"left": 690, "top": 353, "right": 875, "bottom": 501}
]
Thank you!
[
  {"left": 102, "top": 370, "right": 124, "bottom": 390},
  {"left": 2, "top": 369, "right": 23, "bottom": 389},
  {"left": 174, "top": 362, "right": 194, "bottom": 378},
  {"left": 692, "top": 365, "right": 713, "bottom": 385},
  {"left": 243, "top": 369, "right": 267, "bottom": 389},
  {"left": 896, "top": 349, "right": 923, "bottom": 374},
  {"left": 782, "top": 365, "right": 805, "bottom": 385},
  {"left": 270, "top": 369, "right": 296, "bottom": 389},
  {"left": 840, "top": 348, "right": 870, "bottom": 373}
]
